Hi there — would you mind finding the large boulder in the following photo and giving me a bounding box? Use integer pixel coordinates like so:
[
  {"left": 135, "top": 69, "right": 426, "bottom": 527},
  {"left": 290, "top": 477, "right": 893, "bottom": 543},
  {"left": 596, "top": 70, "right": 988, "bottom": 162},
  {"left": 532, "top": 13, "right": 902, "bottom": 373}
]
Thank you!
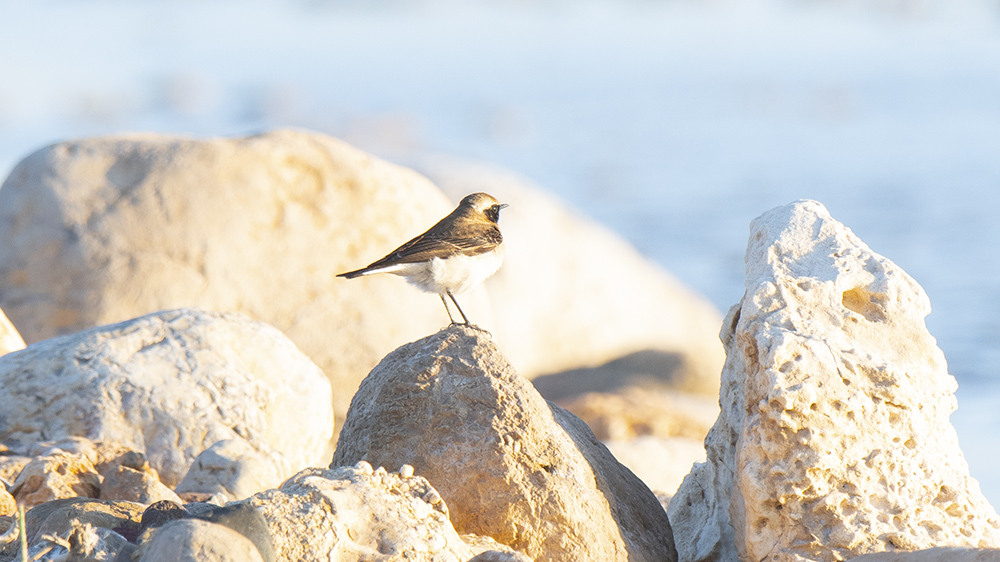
[
  {"left": 418, "top": 156, "right": 725, "bottom": 395},
  {"left": 0, "top": 308, "right": 333, "bottom": 488},
  {"left": 0, "top": 130, "right": 484, "bottom": 427},
  {"left": 668, "top": 200, "right": 1000, "bottom": 562},
  {"left": 332, "top": 325, "right": 676, "bottom": 562}
]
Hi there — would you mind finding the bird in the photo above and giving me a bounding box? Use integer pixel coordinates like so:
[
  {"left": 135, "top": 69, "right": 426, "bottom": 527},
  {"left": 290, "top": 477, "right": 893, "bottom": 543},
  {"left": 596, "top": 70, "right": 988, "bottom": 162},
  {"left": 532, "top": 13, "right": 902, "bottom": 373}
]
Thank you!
[{"left": 337, "top": 192, "right": 508, "bottom": 325}]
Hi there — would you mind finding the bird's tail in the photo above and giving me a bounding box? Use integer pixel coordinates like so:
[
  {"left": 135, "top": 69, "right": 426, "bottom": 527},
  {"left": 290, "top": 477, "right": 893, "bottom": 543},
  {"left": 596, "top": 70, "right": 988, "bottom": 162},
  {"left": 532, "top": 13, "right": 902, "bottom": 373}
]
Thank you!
[{"left": 336, "top": 268, "right": 369, "bottom": 279}]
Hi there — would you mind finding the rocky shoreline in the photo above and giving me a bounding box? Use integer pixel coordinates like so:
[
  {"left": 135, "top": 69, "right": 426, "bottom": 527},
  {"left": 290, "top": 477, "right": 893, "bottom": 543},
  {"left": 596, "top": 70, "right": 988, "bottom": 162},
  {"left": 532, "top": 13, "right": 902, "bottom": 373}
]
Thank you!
[{"left": 0, "top": 131, "right": 996, "bottom": 561}]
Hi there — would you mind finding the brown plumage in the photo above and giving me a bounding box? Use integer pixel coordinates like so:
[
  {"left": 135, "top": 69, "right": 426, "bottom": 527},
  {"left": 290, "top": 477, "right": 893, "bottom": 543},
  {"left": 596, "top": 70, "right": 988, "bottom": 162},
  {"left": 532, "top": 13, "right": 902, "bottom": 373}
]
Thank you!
[{"left": 337, "top": 192, "right": 508, "bottom": 324}]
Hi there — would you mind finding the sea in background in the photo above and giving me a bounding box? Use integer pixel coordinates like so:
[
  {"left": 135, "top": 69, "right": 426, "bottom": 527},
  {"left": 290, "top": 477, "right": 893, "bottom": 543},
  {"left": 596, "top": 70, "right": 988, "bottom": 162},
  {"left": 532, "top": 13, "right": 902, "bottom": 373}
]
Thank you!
[{"left": 2, "top": 0, "right": 1000, "bottom": 502}]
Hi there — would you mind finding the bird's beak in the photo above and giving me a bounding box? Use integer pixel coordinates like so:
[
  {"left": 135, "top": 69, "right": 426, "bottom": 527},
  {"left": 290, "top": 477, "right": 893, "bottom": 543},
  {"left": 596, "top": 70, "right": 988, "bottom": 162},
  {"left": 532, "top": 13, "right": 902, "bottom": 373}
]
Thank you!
[{"left": 499, "top": 204, "right": 509, "bottom": 210}]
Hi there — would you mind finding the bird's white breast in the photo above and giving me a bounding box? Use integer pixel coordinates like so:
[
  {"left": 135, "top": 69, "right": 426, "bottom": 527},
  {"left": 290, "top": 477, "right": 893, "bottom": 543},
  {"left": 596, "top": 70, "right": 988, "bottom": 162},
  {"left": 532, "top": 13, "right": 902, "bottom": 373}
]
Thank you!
[{"left": 393, "top": 244, "right": 505, "bottom": 295}]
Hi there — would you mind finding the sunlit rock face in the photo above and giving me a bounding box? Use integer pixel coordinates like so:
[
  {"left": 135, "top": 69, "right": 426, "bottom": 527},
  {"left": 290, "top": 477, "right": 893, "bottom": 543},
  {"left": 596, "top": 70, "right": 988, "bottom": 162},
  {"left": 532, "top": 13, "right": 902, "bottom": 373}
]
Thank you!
[{"left": 669, "top": 200, "right": 1000, "bottom": 562}]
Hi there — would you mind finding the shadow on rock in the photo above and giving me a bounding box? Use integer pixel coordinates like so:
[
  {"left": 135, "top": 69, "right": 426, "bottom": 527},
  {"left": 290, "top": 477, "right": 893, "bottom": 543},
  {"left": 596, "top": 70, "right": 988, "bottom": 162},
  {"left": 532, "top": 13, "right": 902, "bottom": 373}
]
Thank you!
[{"left": 531, "top": 349, "right": 689, "bottom": 401}]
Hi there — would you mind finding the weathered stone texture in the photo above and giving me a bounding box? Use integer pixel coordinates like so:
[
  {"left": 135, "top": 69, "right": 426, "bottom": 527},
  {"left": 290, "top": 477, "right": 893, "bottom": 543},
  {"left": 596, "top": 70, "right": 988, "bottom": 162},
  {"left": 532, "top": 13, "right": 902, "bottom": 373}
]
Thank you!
[
  {"left": 242, "top": 462, "right": 525, "bottom": 562},
  {"left": 669, "top": 200, "right": 1000, "bottom": 562},
  {"left": 0, "top": 308, "right": 333, "bottom": 487}
]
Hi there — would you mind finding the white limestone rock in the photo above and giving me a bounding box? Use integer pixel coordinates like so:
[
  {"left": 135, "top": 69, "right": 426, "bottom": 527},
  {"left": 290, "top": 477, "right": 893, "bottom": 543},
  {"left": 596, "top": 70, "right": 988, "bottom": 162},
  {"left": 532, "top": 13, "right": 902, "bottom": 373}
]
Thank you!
[
  {"left": 0, "top": 308, "right": 333, "bottom": 487},
  {"left": 241, "top": 462, "right": 527, "bottom": 562},
  {"left": 668, "top": 200, "right": 1000, "bottom": 562}
]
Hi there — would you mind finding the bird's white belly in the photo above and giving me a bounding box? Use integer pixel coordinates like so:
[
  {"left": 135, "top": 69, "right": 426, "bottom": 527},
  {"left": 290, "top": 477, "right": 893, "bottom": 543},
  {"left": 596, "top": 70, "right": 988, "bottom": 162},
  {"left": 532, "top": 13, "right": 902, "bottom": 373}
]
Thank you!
[{"left": 392, "top": 245, "right": 504, "bottom": 295}]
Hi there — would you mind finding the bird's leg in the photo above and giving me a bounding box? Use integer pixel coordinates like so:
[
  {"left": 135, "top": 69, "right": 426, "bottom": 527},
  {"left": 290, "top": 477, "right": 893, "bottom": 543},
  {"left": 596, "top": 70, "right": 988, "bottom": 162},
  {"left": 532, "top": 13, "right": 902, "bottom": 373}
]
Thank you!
[
  {"left": 439, "top": 293, "right": 458, "bottom": 325},
  {"left": 447, "top": 291, "right": 471, "bottom": 325}
]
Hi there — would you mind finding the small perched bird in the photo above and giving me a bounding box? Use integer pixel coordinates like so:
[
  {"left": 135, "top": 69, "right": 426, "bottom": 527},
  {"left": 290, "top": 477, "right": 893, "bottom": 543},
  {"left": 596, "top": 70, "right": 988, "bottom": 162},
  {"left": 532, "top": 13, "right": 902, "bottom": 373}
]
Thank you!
[{"left": 337, "top": 192, "right": 508, "bottom": 325}]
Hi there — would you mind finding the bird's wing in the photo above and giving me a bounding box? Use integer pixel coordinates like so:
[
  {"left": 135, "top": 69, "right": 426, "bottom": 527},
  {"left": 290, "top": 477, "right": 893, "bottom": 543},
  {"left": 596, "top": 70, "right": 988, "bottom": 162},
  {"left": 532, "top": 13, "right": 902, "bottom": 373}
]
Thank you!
[{"left": 366, "top": 225, "right": 502, "bottom": 268}]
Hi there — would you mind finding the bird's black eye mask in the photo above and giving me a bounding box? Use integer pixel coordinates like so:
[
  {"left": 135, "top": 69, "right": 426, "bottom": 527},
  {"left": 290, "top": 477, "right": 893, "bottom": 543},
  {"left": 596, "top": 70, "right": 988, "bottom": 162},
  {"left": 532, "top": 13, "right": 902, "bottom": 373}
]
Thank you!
[{"left": 485, "top": 204, "right": 507, "bottom": 223}]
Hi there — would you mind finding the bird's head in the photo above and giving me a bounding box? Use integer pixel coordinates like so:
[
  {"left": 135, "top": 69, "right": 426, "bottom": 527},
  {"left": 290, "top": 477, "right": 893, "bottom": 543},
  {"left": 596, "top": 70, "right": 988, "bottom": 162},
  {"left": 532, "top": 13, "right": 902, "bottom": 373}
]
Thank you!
[{"left": 460, "top": 192, "right": 508, "bottom": 224}]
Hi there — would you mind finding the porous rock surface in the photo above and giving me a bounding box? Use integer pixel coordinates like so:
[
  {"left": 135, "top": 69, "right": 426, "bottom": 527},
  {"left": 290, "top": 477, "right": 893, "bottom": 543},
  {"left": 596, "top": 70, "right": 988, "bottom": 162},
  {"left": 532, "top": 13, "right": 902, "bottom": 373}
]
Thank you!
[
  {"left": 0, "top": 307, "right": 24, "bottom": 356},
  {"left": 419, "top": 156, "right": 724, "bottom": 395},
  {"left": 240, "top": 462, "right": 528, "bottom": 562},
  {"left": 669, "top": 200, "right": 1000, "bottom": 562},
  {"left": 0, "top": 308, "right": 333, "bottom": 487},
  {"left": 10, "top": 453, "right": 102, "bottom": 508},
  {"left": 332, "top": 325, "right": 676, "bottom": 562},
  {"left": 0, "top": 130, "right": 486, "bottom": 426}
]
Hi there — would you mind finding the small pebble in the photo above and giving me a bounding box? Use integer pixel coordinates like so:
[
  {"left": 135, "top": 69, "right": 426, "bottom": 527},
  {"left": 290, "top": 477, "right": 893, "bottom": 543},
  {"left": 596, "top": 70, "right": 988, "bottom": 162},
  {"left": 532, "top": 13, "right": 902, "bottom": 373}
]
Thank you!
[{"left": 423, "top": 489, "right": 442, "bottom": 505}]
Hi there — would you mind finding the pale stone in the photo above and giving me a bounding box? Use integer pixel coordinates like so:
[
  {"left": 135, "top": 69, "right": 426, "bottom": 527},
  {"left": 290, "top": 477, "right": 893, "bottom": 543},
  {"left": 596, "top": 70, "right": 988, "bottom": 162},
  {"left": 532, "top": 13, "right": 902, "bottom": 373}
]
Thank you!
[
  {"left": 175, "top": 438, "right": 286, "bottom": 501},
  {"left": 420, "top": 156, "right": 725, "bottom": 395},
  {"left": 0, "top": 307, "right": 24, "bottom": 356},
  {"left": 0, "top": 130, "right": 486, "bottom": 430},
  {"left": 332, "top": 325, "right": 676, "bottom": 562},
  {"left": 11, "top": 453, "right": 101, "bottom": 508},
  {"left": 99, "top": 465, "right": 183, "bottom": 506},
  {"left": 668, "top": 200, "right": 1000, "bottom": 562},
  {"left": 0, "top": 308, "right": 334, "bottom": 487},
  {"left": 134, "top": 518, "right": 265, "bottom": 562},
  {"left": 241, "top": 462, "right": 524, "bottom": 562}
]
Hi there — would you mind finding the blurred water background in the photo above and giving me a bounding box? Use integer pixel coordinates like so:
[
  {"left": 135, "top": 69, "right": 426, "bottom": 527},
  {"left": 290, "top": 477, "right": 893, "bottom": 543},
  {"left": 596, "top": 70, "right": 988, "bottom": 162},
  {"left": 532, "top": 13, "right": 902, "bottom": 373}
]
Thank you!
[{"left": 2, "top": 0, "right": 999, "bottom": 501}]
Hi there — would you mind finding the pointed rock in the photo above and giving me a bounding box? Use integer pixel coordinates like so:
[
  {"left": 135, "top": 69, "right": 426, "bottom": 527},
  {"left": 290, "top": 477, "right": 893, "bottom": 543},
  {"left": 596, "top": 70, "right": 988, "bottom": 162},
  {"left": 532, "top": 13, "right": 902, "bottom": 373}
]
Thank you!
[
  {"left": 669, "top": 200, "right": 1000, "bottom": 562},
  {"left": 332, "top": 325, "right": 675, "bottom": 562}
]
